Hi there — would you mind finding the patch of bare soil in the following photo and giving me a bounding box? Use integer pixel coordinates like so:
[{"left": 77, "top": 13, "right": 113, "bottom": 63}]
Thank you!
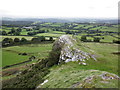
[{"left": 1, "top": 65, "right": 30, "bottom": 77}]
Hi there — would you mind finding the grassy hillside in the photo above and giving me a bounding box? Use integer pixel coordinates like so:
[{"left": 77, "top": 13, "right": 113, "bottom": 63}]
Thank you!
[
  {"left": 39, "top": 42, "right": 119, "bottom": 88},
  {"left": 78, "top": 42, "right": 118, "bottom": 75},
  {"left": 40, "top": 62, "right": 119, "bottom": 88},
  {"left": 1, "top": 21, "right": 119, "bottom": 88}
]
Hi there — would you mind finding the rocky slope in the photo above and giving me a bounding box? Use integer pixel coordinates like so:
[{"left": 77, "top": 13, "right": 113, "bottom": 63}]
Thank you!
[
  {"left": 36, "top": 35, "right": 120, "bottom": 88},
  {"left": 38, "top": 62, "right": 120, "bottom": 88},
  {"left": 52, "top": 35, "right": 96, "bottom": 65}
]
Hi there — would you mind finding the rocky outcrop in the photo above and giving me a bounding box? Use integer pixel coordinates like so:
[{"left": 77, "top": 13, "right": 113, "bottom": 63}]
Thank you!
[
  {"left": 52, "top": 35, "right": 96, "bottom": 65},
  {"left": 70, "top": 71, "right": 120, "bottom": 88}
]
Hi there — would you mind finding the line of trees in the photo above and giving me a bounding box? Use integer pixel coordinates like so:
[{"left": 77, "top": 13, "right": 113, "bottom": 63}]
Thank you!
[
  {"left": 0, "top": 27, "right": 22, "bottom": 36},
  {"left": 80, "top": 35, "right": 120, "bottom": 44},
  {"left": 27, "top": 30, "right": 49, "bottom": 36},
  {"left": 80, "top": 35, "right": 102, "bottom": 42},
  {"left": 2, "top": 36, "right": 54, "bottom": 47}
]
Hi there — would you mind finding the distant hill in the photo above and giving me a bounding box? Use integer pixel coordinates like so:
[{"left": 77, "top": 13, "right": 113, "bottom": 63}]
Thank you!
[{"left": 2, "top": 17, "right": 118, "bottom": 24}]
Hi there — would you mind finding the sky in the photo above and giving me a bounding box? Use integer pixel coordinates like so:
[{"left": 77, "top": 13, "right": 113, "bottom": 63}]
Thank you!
[{"left": 0, "top": 0, "right": 119, "bottom": 18}]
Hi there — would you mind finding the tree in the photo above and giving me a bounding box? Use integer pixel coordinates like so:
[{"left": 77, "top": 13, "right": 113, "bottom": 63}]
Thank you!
[
  {"left": 21, "top": 38, "right": 27, "bottom": 42},
  {"left": 8, "top": 31, "right": 12, "bottom": 35},
  {"left": 11, "top": 28, "right": 15, "bottom": 33},
  {"left": 38, "top": 36, "right": 45, "bottom": 41},
  {"left": 27, "top": 32, "right": 36, "bottom": 36},
  {"left": 81, "top": 35, "right": 87, "bottom": 42},
  {"left": 2, "top": 31, "right": 7, "bottom": 35},
  {"left": 31, "top": 38, "right": 40, "bottom": 42},
  {"left": 113, "top": 40, "right": 120, "bottom": 44},
  {"left": 14, "top": 38, "right": 20, "bottom": 43},
  {"left": 0, "top": 31, "right": 2, "bottom": 35},
  {"left": 17, "top": 28, "right": 22, "bottom": 32},
  {"left": 93, "top": 37, "right": 100, "bottom": 42},
  {"left": 49, "top": 37, "right": 53, "bottom": 41},
  {"left": 8, "top": 38, "right": 14, "bottom": 45},
  {"left": 2, "top": 38, "right": 13, "bottom": 46},
  {"left": 13, "top": 31, "right": 20, "bottom": 36}
]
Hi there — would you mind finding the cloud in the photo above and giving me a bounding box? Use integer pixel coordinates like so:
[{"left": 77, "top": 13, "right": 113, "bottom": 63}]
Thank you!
[{"left": 1, "top": 0, "right": 119, "bottom": 18}]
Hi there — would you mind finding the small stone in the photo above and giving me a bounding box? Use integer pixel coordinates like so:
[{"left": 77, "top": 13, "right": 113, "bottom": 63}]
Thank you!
[{"left": 82, "top": 62, "right": 87, "bottom": 65}]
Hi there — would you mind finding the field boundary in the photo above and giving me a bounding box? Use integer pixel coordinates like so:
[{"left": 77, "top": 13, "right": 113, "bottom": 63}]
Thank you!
[{"left": 2, "top": 59, "right": 32, "bottom": 69}]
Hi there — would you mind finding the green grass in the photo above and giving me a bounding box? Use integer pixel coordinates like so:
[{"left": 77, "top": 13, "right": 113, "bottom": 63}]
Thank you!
[
  {"left": 73, "top": 25, "right": 85, "bottom": 29},
  {"left": 79, "top": 42, "right": 118, "bottom": 75},
  {"left": 3, "top": 44, "right": 52, "bottom": 53},
  {"left": 20, "top": 29, "right": 28, "bottom": 35},
  {"left": 39, "top": 41, "right": 119, "bottom": 88},
  {"left": 50, "top": 31, "right": 65, "bottom": 34},
  {"left": 35, "top": 33, "right": 65, "bottom": 37},
  {"left": 1, "top": 27, "right": 19, "bottom": 33},
  {"left": 100, "top": 27, "right": 118, "bottom": 32},
  {"left": 40, "top": 62, "right": 119, "bottom": 88},
  {"left": 49, "top": 23, "right": 64, "bottom": 27},
  {"left": 100, "top": 35, "right": 117, "bottom": 42},
  {"left": 2, "top": 50, "right": 29, "bottom": 67},
  {"left": 2, "top": 43, "right": 53, "bottom": 67}
]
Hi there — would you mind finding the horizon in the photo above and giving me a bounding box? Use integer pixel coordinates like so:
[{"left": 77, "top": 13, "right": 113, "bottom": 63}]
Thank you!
[
  {"left": 2, "top": 16, "right": 118, "bottom": 20},
  {"left": 1, "top": 0, "right": 119, "bottom": 19}
]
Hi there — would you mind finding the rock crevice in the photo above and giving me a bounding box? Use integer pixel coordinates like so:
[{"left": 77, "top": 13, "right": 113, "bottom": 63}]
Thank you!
[{"left": 52, "top": 35, "right": 96, "bottom": 65}]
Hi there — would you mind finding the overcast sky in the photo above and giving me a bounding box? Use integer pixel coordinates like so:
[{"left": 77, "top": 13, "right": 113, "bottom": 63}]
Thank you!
[{"left": 0, "top": 0, "right": 119, "bottom": 18}]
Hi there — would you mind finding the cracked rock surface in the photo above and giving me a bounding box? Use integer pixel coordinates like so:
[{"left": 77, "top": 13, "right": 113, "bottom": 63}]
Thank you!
[{"left": 52, "top": 35, "right": 96, "bottom": 64}]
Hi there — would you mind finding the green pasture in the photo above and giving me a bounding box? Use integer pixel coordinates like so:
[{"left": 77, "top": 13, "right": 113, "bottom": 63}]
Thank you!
[
  {"left": 50, "top": 31, "right": 65, "bottom": 34},
  {"left": 100, "top": 35, "right": 117, "bottom": 42},
  {"left": 35, "top": 33, "right": 65, "bottom": 37},
  {"left": 20, "top": 29, "right": 28, "bottom": 35},
  {"left": 100, "top": 27, "right": 118, "bottom": 32},
  {"left": 73, "top": 25, "right": 85, "bottom": 29},
  {"left": 2, "top": 43, "right": 52, "bottom": 67},
  {"left": 79, "top": 42, "right": 119, "bottom": 75},
  {"left": 2, "top": 50, "right": 29, "bottom": 67}
]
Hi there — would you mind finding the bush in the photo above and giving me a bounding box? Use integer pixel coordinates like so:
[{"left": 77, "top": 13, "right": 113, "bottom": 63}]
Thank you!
[
  {"left": 81, "top": 36, "right": 87, "bottom": 42},
  {"left": 14, "top": 38, "right": 20, "bottom": 43},
  {"left": 113, "top": 40, "right": 120, "bottom": 44},
  {"left": 31, "top": 37, "right": 40, "bottom": 42},
  {"left": 2, "top": 58, "right": 50, "bottom": 88},
  {"left": 2, "top": 38, "right": 14, "bottom": 46},
  {"left": 22, "top": 53, "right": 27, "bottom": 55},
  {"left": 87, "top": 39, "right": 92, "bottom": 42},
  {"left": 21, "top": 38, "right": 27, "bottom": 43},
  {"left": 2, "top": 31, "right": 7, "bottom": 35},
  {"left": 49, "top": 37, "right": 53, "bottom": 41},
  {"left": 93, "top": 37, "right": 100, "bottom": 42},
  {"left": 38, "top": 36, "right": 45, "bottom": 41}
]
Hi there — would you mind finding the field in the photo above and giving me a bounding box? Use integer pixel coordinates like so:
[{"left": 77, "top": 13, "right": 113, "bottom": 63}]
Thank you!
[
  {"left": 2, "top": 43, "right": 52, "bottom": 67},
  {"left": 1, "top": 21, "right": 119, "bottom": 88},
  {"left": 79, "top": 42, "right": 119, "bottom": 74}
]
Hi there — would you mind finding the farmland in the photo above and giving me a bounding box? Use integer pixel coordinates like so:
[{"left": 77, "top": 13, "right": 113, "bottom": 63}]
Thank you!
[
  {"left": 2, "top": 43, "right": 52, "bottom": 67},
  {"left": 1, "top": 19, "right": 119, "bottom": 88}
]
